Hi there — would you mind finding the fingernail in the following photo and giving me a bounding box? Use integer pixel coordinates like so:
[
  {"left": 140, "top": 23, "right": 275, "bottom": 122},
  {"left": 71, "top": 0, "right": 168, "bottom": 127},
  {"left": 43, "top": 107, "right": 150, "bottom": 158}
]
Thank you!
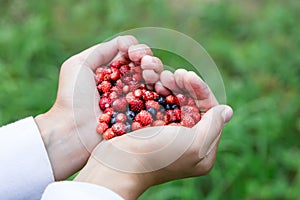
[{"left": 221, "top": 106, "right": 233, "bottom": 123}]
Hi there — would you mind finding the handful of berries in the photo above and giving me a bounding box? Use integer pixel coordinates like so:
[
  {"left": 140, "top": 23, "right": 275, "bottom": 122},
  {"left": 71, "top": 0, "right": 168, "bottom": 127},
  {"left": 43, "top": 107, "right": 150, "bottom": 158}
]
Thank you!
[{"left": 95, "top": 58, "right": 201, "bottom": 140}]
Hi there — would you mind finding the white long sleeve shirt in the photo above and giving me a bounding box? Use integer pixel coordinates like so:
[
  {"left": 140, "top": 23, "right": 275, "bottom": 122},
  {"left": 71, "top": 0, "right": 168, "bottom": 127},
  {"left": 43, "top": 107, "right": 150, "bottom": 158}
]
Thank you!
[{"left": 0, "top": 117, "right": 123, "bottom": 200}]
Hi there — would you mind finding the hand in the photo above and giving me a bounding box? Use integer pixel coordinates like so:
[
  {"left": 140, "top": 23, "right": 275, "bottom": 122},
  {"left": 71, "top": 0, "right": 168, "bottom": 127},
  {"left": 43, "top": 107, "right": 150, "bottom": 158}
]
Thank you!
[
  {"left": 34, "top": 36, "right": 163, "bottom": 180},
  {"left": 75, "top": 70, "right": 233, "bottom": 199}
]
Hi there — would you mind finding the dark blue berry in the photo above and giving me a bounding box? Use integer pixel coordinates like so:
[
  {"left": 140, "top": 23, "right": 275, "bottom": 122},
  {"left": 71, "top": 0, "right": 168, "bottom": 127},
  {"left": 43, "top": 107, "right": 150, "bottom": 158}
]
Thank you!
[
  {"left": 125, "top": 122, "right": 131, "bottom": 133},
  {"left": 160, "top": 107, "right": 166, "bottom": 113},
  {"left": 126, "top": 110, "right": 135, "bottom": 121},
  {"left": 110, "top": 117, "right": 116, "bottom": 126},
  {"left": 147, "top": 107, "right": 157, "bottom": 117},
  {"left": 157, "top": 96, "right": 166, "bottom": 106},
  {"left": 165, "top": 104, "right": 171, "bottom": 110},
  {"left": 171, "top": 104, "right": 179, "bottom": 110},
  {"left": 112, "top": 112, "right": 118, "bottom": 118}
]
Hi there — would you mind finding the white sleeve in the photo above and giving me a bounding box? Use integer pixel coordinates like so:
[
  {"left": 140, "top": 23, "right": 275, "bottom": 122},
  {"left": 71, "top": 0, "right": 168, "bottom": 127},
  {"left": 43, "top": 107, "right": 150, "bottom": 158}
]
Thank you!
[
  {"left": 42, "top": 181, "right": 124, "bottom": 200},
  {"left": 0, "top": 117, "right": 54, "bottom": 200}
]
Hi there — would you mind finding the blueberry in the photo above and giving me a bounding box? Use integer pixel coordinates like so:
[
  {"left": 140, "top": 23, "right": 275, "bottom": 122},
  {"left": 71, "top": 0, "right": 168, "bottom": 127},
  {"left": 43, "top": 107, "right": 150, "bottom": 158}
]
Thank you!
[
  {"left": 112, "top": 111, "right": 118, "bottom": 118},
  {"left": 171, "top": 104, "right": 179, "bottom": 110},
  {"left": 160, "top": 107, "right": 166, "bottom": 113},
  {"left": 147, "top": 107, "right": 157, "bottom": 117},
  {"left": 157, "top": 96, "right": 166, "bottom": 105},
  {"left": 109, "top": 117, "right": 116, "bottom": 126},
  {"left": 126, "top": 110, "right": 135, "bottom": 121},
  {"left": 125, "top": 122, "right": 131, "bottom": 133},
  {"left": 165, "top": 104, "right": 171, "bottom": 110}
]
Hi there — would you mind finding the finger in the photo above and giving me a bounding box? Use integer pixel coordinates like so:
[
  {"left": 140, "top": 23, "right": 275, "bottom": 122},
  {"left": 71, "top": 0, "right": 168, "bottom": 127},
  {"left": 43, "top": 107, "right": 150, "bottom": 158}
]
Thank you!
[
  {"left": 128, "top": 44, "right": 153, "bottom": 62},
  {"left": 160, "top": 70, "right": 183, "bottom": 94},
  {"left": 192, "top": 105, "right": 233, "bottom": 157},
  {"left": 141, "top": 55, "right": 163, "bottom": 73},
  {"left": 64, "top": 35, "right": 138, "bottom": 71},
  {"left": 155, "top": 81, "right": 171, "bottom": 96},
  {"left": 174, "top": 69, "right": 188, "bottom": 89},
  {"left": 143, "top": 70, "right": 160, "bottom": 84}
]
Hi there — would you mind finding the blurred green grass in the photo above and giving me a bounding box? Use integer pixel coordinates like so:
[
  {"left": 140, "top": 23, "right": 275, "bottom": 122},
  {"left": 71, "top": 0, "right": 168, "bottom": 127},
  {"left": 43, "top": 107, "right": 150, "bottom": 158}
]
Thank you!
[{"left": 0, "top": 0, "right": 299, "bottom": 199}]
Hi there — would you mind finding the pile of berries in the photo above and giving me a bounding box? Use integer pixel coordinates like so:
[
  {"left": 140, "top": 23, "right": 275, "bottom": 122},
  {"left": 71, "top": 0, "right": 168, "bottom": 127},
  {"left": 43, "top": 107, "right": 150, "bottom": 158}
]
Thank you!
[{"left": 95, "top": 59, "right": 201, "bottom": 140}]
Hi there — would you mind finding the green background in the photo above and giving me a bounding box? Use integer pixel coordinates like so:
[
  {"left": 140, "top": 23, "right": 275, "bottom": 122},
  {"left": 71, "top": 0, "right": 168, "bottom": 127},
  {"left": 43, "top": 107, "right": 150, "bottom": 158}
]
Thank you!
[{"left": 0, "top": 0, "right": 299, "bottom": 199}]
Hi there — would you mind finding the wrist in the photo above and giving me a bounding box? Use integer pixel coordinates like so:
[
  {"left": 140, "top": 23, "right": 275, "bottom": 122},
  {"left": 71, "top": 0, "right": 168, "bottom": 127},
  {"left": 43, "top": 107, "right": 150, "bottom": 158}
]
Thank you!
[
  {"left": 75, "top": 157, "right": 150, "bottom": 199},
  {"left": 35, "top": 108, "right": 90, "bottom": 180}
]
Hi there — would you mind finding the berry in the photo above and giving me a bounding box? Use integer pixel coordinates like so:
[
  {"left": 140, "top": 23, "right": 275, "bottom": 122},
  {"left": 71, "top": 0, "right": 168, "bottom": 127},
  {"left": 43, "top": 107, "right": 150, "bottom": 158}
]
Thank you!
[
  {"left": 135, "top": 110, "right": 153, "bottom": 126},
  {"left": 109, "top": 91, "right": 118, "bottom": 101},
  {"left": 126, "top": 92, "right": 136, "bottom": 104},
  {"left": 152, "top": 120, "right": 165, "bottom": 126},
  {"left": 103, "top": 128, "right": 115, "bottom": 140},
  {"left": 181, "top": 115, "right": 196, "bottom": 128},
  {"left": 129, "top": 99, "right": 145, "bottom": 113},
  {"left": 96, "top": 122, "right": 108, "bottom": 134},
  {"left": 119, "top": 65, "right": 130, "bottom": 76},
  {"left": 166, "top": 95, "right": 177, "bottom": 105},
  {"left": 143, "top": 91, "right": 154, "bottom": 101},
  {"left": 165, "top": 110, "right": 178, "bottom": 124},
  {"left": 174, "top": 108, "right": 181, "bottom": 121},
  {"left": 116, "top": 113, "right": 127, "bottom": 123},
  {"left": 156, "top": 111, "right": 164, "bottom": 120},
  {"left": 157, "top": 96, "right": 167, "bottom": 106},
  {"left": 126, "top": 110, "right": 136, "bottom": 121},
  {"left": 171, "top": 104, "right": 179, "bottom": 110},
  {"left": 102, "top": 68, "right": 112, "bottom": 81},
  {"left": 100, "top": 81, "right": 111, "bottom": 93},
  {"left": 104, "top": 108, "right": 114, "bottom": 116},
  {"left": 145, "top": 100, "right": 160, "bottom": 111},
  {"left": 110, "top": 68, "right": 120, "bottom": 81},
  {"left": 181, "top": 106, "right": 198, "bottom": 114},
  {"left": 133, "top": 89, "right": 143, "bottom": 99},
  {"left": 176, "top": 94, "right": 188, "bottom": 106},
  {"left": 112, "top": 98, "right": 127, "bottom": 112},
  {"left": 147, "top": 107, "right": 157, "bottom": 117},
  {"left": 131, "top": 122, "right": 142, "bottom": 131},
  {"left": 99, "top": 113, "right": 111, "bottom": 124},
  {"left": 110, "top": 60, "right": 123, "bottom": 69},
  {"left": 132, "top": 73, "right": 142, "bottom": 82},
  {"left": 99, "top": 97, "right": 111, "bottom": 110},
  {"left": 116, "top": 79, "right": 124, "bottom": 88},
  {"left": 112, "top": 123, "right": 126, "bottom": 136},
  {"left": 125, "top": 122, "right": 131, "bottom": 133},
  {"left": 110, "top": 86, "right": 122, "bottom": 96},
  {"left": 109, "top": 117, "right": 116, "bottom": 126}
]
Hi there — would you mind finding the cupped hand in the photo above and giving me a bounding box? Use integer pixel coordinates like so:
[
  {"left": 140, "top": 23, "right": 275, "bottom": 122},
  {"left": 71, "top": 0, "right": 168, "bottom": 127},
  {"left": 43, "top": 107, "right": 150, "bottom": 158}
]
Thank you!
[
  {"left": 35, "top": 36, "right": 163, "bottom": 180},
  {"left": 75, "top": 69, "right": 233, "bottom": 199}
]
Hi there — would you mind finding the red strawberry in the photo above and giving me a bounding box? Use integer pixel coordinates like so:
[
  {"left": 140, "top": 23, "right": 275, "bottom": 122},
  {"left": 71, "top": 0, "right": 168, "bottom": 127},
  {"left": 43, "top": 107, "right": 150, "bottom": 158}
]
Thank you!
[
  {"left": 96, "top": 122, "right": 108, "bottom": 134},
  {"left": 104, "top": 108, "right": 114, "bottom": 116},
  {"left": 145, "top": 100, "right": 160, "bottom": 111},
  {"left": 176, "top": 94, "right": 188, "bottom": 106},
  {"left": 181, "top": 115, "right": 196, "bottom": 128},
  {"left": 119, "top": 65, "right": 130, "bottom": 76},
  {"left": 110, "top": 68, "right": 120, "bottom": 81},
  {"left": 135, "top": 110, "right": 153, "bottom": 126},
  {"left": 165, "top": 110, "right": 177, "bottom": 124},
  {"left": 109, "top": 91, "right": 118, "bottom": 101},
  {"left": 103, "top": 128, "right": 115, "bottom": 140},
  {"left": 110, "top": 86, "right": 122, "bottom": 96},
  {"left": 166, "top": 95, "right": 179, "bottom": 105},
  {"left": 131, "top": 122, "right": 142, "bottom": 131},
  {"left": 99, "top": 113, "right": 111, "bottom": 124},
  {"left": 103, "top": 68, "right": 112, "bottom": 81},
  {"left": 116, "top": 113, "right": 127, "bottom": 123},
  {"left": 126, "top": 92, "right": 136, "bottom": 104},
  {"left": 110, "top": 60, "right": 123, "bottom": 69},
  {"left": 133, "top": 89, "right": 143, "bottom": 99},
  {"left": 112, "top": 98, "right": 127, "bottom": 112},
  {"left": 122, "top": 85, "right": 129, "bottom": 94},
  {"left": 99, "top": 97, "right": 111, "bottom": 110},
  {"left": 129, "top": 99, "right": 145, "bottom": 113},
  {"left": 152, "top": 120, "right": 165, "bottom": 126},
  {"left": 100, "top": 81, "right": 111, "bottom": 93},
  {"left": 143, "top": 91, "right": 154, "bottom": 101},
  {"left": 112, "top": 123, "right": 126, "bottom": 136},
  {"left": 174, "top": 108, "right": 181, "bottom": 121},
  {"left": 128, "top": 81, "right": 140, "bottom": 92}
]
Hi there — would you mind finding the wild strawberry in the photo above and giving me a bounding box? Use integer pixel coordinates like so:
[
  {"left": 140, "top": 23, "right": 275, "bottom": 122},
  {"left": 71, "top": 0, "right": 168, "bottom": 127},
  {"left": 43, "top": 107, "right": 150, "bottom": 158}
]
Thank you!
[
  {"left": 128, "top": 81, "right": 140, "bottom": 92},
  {"left": 139, "top": 83, "right": 146, "bottom": 90},
  {"left": 126, "top": 92, "right": 136, "bottom": 104},
  {"left": 129, "top": 99, "right": 145, "bottom": 113},
  {"left": 110, "top": 60, "right": 123, "bottom": 69},
  {"left": 181, "top": 115, "right": 196, "bottom": 128},
  {"left": 110, "top": 68, "right": 120, "bottom": 81},
  {"left": 152, "top": 120, "right": 165, "bottom": 126},
  {"left": 153, "top": 92, "right": 159, "bottom": 100},
  {"left": 123, "top": 85, "right": 129, "bottom": 93},
  {"left": 116, "top": 113, "right": 127, "bottom": 123},
  {"left": 96, "top": 122, "right": 108, "bottom": 134},
  {"left": 103, "top": 68, "right": 112, "bottom": 81},
  {"left": 112, "top": 98, "right": 127, "bottom": 112},
  {"left": 174, "top": 108, "right": 181, "bottom": 121},
  {"left": 109, "top": 91, "right": 118, "bottom": 101},
  {"left": 99, "top": 97, "right": 111, "bottom": 110},
  {"left": 143, "top": 91, "right": 154, "bottom": 101},
  {"left": 176, "top": 94, "right": 188, "bottom": 106},
  {"left": 119, "top": 65, "right": 130, "bottom": 76},
  {"left": 99, "top": 81, "right": 111, "bottom": 93},
  {"left": 166, "top": 95, "right": 179, "bottom": 105},
  {"left": 104, "top": 107, "right": 114, "bottom": 116},
  {"left": 95, "top": 74, "right": 103, "bottom": 85},
  {"left": 112, "top": 123, "right": 126, "bottom": 136},
  {"left": 145, "top": 100, "right": 160, "bottom": 111},
  {"left": 133, "top": 89, "right": 143, "bottom": 99},
  {"left": 165, "top": 110, "right": 177, "bottom": 124},
  {"left": 110, "top": 86, "right": 122, "bottom": 96},
  {"left": 131, "top": 122, "right": 142, "bottom": 131},
  {"left": 99, "top": 113, "right": 111, "bottom": 124},
  {"left": 135, "top": 110, "right": 153, "bottom": 126},
  {"left": 103, "top": 128, "right": 115, "bottom": 140},
  {"left": 156, "top": 111, "right": 164, "bottom": 120}
]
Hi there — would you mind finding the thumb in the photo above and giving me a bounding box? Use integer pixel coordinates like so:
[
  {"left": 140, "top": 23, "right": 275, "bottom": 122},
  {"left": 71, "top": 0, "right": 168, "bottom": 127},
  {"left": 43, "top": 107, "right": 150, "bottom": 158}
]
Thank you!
[{"left": 193, "top": 105, "right": 233, "bottom": 157}]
